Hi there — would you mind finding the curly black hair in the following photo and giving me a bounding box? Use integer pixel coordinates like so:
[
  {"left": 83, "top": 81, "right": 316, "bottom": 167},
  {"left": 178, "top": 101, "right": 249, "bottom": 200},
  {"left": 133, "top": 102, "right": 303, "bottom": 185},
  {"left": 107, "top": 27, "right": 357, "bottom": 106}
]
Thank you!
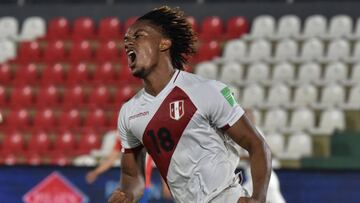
[{"left": 137, "top": 6, "right": 197, "bottom": 70}]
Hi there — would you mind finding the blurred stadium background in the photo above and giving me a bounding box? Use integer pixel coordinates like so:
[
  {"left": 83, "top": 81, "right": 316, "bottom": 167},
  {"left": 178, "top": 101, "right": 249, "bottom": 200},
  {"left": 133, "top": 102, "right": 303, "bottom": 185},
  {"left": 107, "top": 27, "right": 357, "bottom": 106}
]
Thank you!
[{"left": 1, "top": 0, "right": 360, "bottom": 202}]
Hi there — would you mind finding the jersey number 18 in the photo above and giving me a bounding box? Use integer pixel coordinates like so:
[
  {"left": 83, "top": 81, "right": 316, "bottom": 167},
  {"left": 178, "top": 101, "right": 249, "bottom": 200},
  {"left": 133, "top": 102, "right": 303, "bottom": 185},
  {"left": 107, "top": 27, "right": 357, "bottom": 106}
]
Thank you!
[{"left": 147, "top": 127, "right": 175, "bottom": 154}]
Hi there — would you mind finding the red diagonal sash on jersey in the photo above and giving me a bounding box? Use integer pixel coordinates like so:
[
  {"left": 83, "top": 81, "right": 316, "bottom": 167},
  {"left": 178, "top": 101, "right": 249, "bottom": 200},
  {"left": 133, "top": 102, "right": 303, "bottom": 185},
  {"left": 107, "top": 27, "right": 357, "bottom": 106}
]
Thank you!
[{"left": 142, "top": 86, "right": 197, "bottom": 181}]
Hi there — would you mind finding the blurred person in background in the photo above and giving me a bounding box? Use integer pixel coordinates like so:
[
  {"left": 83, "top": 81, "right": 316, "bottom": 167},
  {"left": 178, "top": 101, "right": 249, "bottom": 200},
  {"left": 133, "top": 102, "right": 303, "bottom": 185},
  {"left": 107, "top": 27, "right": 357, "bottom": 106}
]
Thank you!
[{"left": 86, "top": 137, "right": 123, "bottom": 184}]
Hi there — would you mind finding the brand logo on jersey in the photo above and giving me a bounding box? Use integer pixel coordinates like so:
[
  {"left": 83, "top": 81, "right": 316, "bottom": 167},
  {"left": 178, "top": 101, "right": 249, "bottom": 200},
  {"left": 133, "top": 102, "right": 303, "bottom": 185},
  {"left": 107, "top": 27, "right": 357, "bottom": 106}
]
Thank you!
[
  {"left": 129, "top": 111, "right": 149, "bottom": 120},
  {"left": 169, "top": 100, "right": 184, "bottom": 120}
]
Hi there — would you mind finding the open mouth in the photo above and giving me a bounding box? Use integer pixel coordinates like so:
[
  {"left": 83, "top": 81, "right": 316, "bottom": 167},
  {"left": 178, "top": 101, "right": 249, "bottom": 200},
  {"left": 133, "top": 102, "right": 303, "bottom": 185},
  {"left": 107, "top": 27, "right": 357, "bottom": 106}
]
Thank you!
[{"left": 126, "top": 50, "right": 137, "bottom": 68}]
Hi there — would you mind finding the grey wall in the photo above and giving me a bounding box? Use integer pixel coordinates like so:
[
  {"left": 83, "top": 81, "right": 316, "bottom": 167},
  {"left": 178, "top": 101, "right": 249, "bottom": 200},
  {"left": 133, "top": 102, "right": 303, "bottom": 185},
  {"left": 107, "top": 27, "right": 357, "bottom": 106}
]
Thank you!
[{"left": 0, "top": 2, "right": 359, "bottom": 23}]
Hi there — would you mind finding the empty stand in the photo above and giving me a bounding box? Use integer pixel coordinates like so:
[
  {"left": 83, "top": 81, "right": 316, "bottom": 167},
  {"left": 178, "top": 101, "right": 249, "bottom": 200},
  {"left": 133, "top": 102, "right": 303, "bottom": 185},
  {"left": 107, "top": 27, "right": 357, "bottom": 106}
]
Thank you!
[
  {"left": 262, "top": 108, "right": 287, "bottom": 133},
  {"left": 244, "top": 15, "right": 275, "bottom": 40},
  {"left": 98, "top": 17, "right": 121, "bottom": 41},
  {"left": 299, "top": 15, "right": 327, "bottom": 39},
  {"left": 46, "top": 17, "right": 70, "bottom": 40},
  {"left": 219, "top": 62, "right": 243, "bottom": 86},
  {"left": 222, "top": 39, "right": 247, "bottom": 63},
  {"left": 273, "top": 15, "right": 301, "bottom": 40},
  {"left": 27, "top": 131, "right": 52, "bottom": 153},
  {"left": 241, "top": 83, "right": 265, "bottom": 108},
  {"left": 285, "top": 132, "right": 313, "bottom": 159},
  {"left": 287, "top": 108, "right": 315, "bottom": 133},
  {"left": 199, "top": 16, "right": 224, "bottom": 42},
  {"left": 194, "top": 61, "right": 218, "bottom": 80},
  {"left": 72, "top": 17, "right": 95, "bottom": 40},
  {"left": 14, "top": 63, "right": 39, "bottom": 85},
  {"left": 33, "top": 108, "right": 57, "bottom": 130},
  {"left": 43, "top": 40, "right": 66, "bottom": 63},
  {"left": 19, "top": 16, "right": 46, "bottom": 41},
  {"left": 41, "top": 63, "right": 66, "bottom": 85},
  {"left": 225, "top": 16, "right": 248, "bottom": 39},
  {"left": 0, "top": 17, "right": 18, "bottom": 40},
  {"left": 17, "top": 41, "right": 41, "bottom": 63},
  {"left": 327, "top": 15, "right": 353, "bottom": 39},
  {"left": 36, "top": 85, "right": 60, "bottom": 107},
  {"left": 69, "top": 40, "right": 93, "bottom": 62}
]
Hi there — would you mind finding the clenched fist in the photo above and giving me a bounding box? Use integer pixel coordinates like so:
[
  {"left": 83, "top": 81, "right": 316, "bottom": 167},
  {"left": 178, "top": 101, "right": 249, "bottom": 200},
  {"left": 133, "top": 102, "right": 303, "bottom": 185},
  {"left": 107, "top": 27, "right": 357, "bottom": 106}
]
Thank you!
[{"left": 108, "top": 188, "right": 134, "bottom": 203}]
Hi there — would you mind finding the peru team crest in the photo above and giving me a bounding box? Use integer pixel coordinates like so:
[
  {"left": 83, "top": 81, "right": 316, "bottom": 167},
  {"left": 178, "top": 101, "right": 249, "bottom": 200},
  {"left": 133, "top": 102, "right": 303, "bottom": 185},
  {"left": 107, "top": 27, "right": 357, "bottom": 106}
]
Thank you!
[{"left": 170, "top": 100, "right": 184, "bottom": 120}]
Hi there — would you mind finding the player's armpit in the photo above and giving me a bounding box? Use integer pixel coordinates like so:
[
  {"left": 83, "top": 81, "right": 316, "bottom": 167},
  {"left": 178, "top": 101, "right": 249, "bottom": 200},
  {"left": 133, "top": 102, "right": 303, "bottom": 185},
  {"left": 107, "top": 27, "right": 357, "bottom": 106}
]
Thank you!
[
  {"left": 108, "top": 149, "right": 145, "bottom": 203},
  {"left": 225, "top": 115, "right": 272, "bottom": 203}
]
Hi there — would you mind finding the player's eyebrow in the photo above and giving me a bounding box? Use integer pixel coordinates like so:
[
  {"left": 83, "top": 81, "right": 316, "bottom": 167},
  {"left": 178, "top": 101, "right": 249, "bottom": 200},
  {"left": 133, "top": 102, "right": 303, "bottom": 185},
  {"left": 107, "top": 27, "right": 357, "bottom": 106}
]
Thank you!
[{"left": 124, "top": 29, "right": 148, "bottom": 41}]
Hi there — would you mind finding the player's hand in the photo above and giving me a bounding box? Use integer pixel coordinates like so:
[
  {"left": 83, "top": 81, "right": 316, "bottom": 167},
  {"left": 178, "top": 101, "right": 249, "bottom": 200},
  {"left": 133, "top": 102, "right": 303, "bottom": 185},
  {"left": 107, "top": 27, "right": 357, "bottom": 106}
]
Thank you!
[
  {"left": 237, "top": 197, "right": 262, "bottom": 203},
  {"left": 108, "top": 188, "right": 134, "bottom": 203},
  {"left": 85, "top": 171, "right": 99, "bottom": 184}
]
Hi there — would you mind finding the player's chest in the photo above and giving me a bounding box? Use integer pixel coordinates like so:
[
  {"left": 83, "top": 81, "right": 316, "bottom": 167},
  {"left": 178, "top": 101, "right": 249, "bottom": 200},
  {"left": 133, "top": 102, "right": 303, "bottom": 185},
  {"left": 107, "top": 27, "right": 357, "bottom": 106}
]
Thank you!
[{"left": 128, "top": 87, "right": 198, "bottom": 141}]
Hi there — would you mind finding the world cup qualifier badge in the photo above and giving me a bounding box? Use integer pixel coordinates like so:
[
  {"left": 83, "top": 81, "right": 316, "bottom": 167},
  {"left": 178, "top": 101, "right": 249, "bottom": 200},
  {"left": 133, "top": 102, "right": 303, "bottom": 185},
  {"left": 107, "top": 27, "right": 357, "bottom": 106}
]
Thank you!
[
  {"left": 169, "top": 100, "right": 184, "bottom": 120},
  {"left": 221, "top": 86, "right": 237, "bottom": 107}
]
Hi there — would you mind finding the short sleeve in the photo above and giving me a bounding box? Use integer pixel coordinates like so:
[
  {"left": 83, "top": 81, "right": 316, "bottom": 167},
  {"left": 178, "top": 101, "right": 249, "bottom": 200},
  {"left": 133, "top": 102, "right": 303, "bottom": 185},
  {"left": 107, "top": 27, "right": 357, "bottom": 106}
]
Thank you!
[
  {"left": 205, "top": 81, "right": 244, "bottom": 131},
  {"left": 117, "top": 104, "right": 142, "bottom": 150}
]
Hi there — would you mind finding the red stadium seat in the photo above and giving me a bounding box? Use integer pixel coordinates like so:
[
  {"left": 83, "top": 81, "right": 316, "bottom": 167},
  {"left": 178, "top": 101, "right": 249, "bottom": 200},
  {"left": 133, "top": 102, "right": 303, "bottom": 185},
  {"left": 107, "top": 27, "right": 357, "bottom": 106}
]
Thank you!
[
  {"left": 6, "top": 109, "right": 30, "bottom": 129},
  {"left": 77, "top": 130, "right": 101, "bottom": 154},
  {"left": 36, "top": 85, "right": 60, "bottom": 107},
  {"left": 199, "top": 16, "right": 224, "bottom": 42},
  {"left": 41, "top": 63, "right": 66, "bottom": 85},
  {"left": 195, "top": 40, "right": 221, "bottom": 62},
  {"left": 72, "top": 17, "right": 95, "bottom": 40},
  {"left": 47, "top": 17, "right": 70, "bottom": 40},
  {"left": 14, "top": 63, "right": 39, "bottom": 85},
  {"left": 120, "top": 49, "right": 128, "bottom": 66},
  {"left": 58, "top": 109, "right": 81, "bottom": 129},
  {"left": 0, "top": 64, "right": 12, "bottom": 84},
  {"left": 24, "top": 152, "right": 42, "bottom": 165},
  {"left": 84, "top": 108, "right": 106, "bottom": 127},
  {"left": 0, "top": 85, "right": 7, "bottom": 106},
  {"left": 27, "top": 131, "right": 52, "bottom": 154},
  {"left": 1, "top": 130, "right": 25, "bottom": 154},
  {"left": 2, "top": 153, "right": 19, "bottom": 165},
  {"left": 187, "top": 16, "right": 198, "bottom": 34},
  {"left": 17, "top": 41, "right": 41, "bottom": 63},
  {"left": 118, "top": 66, "right": 140, "bottom": 84},
  {"left": 63, "top": 85, "right": 86, "bottom": 107},
  {"left": 49, "top": 152, "right": 70, "bottom": 166},
  {"left": 53, "top": 131, "right": 77, "bottom": 155},
  {"left": 109, "top": 111, "right": 119, "bottom": 127},
  {"left": 98, "top": 17, "right": 121, "bottom": 41},
  {"left": 123, "top": 17, "right": 138, "bottom": 35},
  {"left": 93, "top": 62, "right": 117, "bottom": 83},
  {"left": 95, "top": 41, "right": 120, "bottom": 63},
  {"left": 43, "top": 40, "right": 66, "bottom": 63},
  {"left": 33, "top": 109, "right": 57, "bottom": 130},
  {"left": 114, "top": 84, "right": 135, "bottom": 105},
  {"left": 67, "top": 63, "right": 90, "bottom": 85},
  {"left": 225, "top": 16, "right": 249, "bottom": 39},
  {"left": 10, "top": 85, "right": 35, "bottom": 108},
  {"left": 88, "top": 85, "right": 110, "bottom": 106},
  {"left": 69, "top": 40, "right": 92, "bottom": 63}
]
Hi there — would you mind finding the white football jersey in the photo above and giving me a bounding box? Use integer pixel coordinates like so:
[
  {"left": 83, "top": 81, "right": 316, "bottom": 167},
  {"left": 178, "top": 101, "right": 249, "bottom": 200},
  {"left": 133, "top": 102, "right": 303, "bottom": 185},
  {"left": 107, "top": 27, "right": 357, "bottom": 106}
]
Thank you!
[{"left": 118, "top": 70, "right": 245, "bottom": 202}]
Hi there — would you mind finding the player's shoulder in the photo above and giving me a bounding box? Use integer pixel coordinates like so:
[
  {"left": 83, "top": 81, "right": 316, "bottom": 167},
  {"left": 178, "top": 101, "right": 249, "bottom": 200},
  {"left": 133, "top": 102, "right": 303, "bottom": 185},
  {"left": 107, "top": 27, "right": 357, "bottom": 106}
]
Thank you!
[
  {"left": 119, "top": 89, "right": 144, "bottom": 113},
  {"left": 178, "top": 71, "right": 227, "bottom": 92}
]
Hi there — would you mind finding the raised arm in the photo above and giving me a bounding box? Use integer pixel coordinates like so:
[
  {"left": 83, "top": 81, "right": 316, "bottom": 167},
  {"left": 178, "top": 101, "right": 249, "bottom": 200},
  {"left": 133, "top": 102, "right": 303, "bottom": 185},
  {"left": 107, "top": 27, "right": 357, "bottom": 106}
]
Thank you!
[
  {"left": 226, "top": 115, "right": 272, "bottom": 203},
  {"left": 108, "top": 149, "right": 145, "bottom": 203}
]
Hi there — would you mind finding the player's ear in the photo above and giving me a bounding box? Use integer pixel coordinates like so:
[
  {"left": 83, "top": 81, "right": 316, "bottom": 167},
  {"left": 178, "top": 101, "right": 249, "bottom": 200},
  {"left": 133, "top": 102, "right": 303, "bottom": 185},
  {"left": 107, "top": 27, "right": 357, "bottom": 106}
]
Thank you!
[{"left": 159, "top": 39, "right": 171, "bottom": 51}]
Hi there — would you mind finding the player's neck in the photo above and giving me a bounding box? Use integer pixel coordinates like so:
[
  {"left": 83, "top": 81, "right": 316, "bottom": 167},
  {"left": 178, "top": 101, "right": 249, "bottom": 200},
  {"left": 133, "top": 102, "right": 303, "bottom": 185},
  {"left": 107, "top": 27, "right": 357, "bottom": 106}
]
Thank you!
[{"left": 143, "top": 63, "right": 176, "bottom": 97}]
